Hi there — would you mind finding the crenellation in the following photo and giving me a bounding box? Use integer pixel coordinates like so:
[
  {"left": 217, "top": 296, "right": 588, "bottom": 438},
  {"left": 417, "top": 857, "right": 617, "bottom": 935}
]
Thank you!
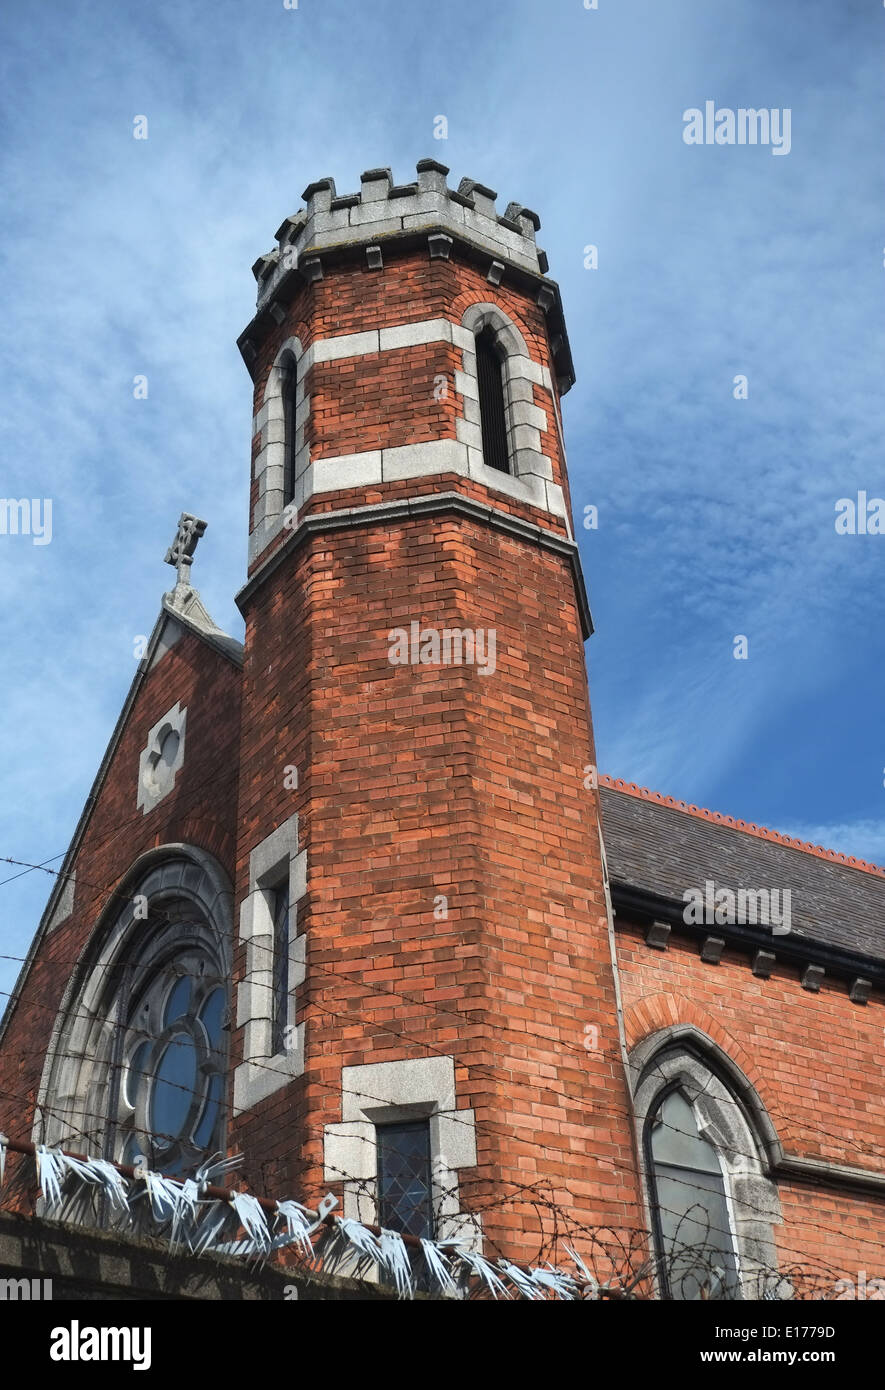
[
  {"left": 275, "top": 212, "right": 307, "bottom": 244},
  {"left": 251, "top": 250, "right": 278, "bottom": 283},
  {"left": 504, "top": 201, "right": 541, "bottom": 234},
  {"left": 253, "top": 160, "right": 549, "bottom": 305},
  {"left": 457, "top": 177, "right": 497, "bottom": 220},
  {"left": 359, "top": 167, "right": 393, "bottom": 200},
  {"left": 416, "top": 157, "right": 449, "bottom": 192}
]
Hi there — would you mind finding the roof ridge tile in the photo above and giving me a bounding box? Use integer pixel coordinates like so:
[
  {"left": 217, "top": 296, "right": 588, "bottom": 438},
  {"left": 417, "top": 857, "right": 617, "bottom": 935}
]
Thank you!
[{"left": 599, "top": 776, "right": 885, "bottom": 880}]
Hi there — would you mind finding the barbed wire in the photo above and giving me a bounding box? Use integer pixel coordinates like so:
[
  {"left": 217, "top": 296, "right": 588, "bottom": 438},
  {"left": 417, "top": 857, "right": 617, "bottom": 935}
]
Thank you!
[
  {"left": 0, "top": 1114, "right": 863, "bottom": 1301},
  {"left": 7, "top": 1014, "right": 885, "bottom": 1274},
  {"left": 2, "top": 848, "right": 885, "bottom": 1273},
  {"left": 3, "top": 962, "right": 885, "bottom": 1261},
  {"left": 3, "top": 855, "right": 884, "bottom": 1187}
]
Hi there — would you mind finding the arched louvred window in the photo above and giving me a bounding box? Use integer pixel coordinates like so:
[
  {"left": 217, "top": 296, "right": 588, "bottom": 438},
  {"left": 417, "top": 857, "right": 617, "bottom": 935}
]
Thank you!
[
  {"left": 475, "top": 325, "right": 510, "bottom": 473},
  {"left": 645, "top": 1086, "right": 741, "bottom": 1300},
  {"left": 282, "top": 364, "right": 297, "bottom": 507}
]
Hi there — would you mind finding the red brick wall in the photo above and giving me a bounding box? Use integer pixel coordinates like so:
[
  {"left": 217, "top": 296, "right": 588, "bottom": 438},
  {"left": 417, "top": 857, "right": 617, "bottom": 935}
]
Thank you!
[
  {"left": 306, "top": 344, "right": 457, "bottom": 458},
  {"left": 5, "top": 214, "right": 878, "bottom": 1293},
  {"left": 231, "top": 241, "right": 646, "bottom": 1262},
  {"left": 8, "top": 215, "right": 879, "bottom": 1294},
  {"left": 234, "top": 519, "right": 642, "bottom": 1259}
]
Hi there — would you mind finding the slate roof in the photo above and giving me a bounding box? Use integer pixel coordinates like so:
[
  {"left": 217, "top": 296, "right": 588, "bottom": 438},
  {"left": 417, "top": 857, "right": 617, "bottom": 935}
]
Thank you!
[{"left": 599, "top": 779, "right": 885, "bottom": 965}]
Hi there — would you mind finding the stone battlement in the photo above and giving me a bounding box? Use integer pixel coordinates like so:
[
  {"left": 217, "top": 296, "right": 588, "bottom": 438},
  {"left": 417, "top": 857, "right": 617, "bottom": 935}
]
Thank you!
[{"left": 252, "top": 160, "right": 549, "bottom": 308}]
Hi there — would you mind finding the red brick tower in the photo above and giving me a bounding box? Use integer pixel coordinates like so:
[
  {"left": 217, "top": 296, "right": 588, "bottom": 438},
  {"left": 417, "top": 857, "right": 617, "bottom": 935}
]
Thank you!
[{"left": 230, "top": 162, "right": 643, "bottom": 1263}]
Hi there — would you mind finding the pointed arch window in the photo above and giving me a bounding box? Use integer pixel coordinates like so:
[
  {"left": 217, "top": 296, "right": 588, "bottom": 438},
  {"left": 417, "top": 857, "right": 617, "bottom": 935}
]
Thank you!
[
  {"left": 475, "top": 325, "right": 510, "bottom": 474},
  {"left": 645, "top": 1086, "right": 740, "bottom": 1300},
  {"left": 630, "top": 1031, "right": 785, "bottom": 1302},
  {"left": 251, "top": 336, "right": 307, "bottom": 562}
]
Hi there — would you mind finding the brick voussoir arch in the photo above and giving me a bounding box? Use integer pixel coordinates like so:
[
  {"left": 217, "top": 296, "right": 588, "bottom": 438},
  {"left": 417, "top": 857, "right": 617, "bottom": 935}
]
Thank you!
[
  {"left": 624, "top": 993, "right": 763, "bottom": 1100},
  {"left": 170, "top": 815, "right": 237, "bottom": 872},
  {"left": 448, "top": 286, "right": 543, "bottom": 357}
]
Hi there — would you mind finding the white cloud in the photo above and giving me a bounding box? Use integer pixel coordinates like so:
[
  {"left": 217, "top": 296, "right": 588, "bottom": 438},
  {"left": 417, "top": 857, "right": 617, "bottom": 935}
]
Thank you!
[{"left": 777, "top": 819, "right": 885, "bottom": 868}]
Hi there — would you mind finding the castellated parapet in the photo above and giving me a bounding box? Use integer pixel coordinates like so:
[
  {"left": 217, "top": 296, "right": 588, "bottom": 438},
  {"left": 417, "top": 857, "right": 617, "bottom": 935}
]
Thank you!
[
  {"left": 254, "top": 160, "right": 547, "bottom": 296},
  {"left": 242, "top": 160, "right": 574, "bottom": 395}
]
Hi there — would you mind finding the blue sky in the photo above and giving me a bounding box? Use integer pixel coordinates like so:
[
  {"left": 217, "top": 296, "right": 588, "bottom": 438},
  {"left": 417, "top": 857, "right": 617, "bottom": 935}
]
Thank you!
[{"left": 1, "top": 0, "right": 883, "bottom": 1005}]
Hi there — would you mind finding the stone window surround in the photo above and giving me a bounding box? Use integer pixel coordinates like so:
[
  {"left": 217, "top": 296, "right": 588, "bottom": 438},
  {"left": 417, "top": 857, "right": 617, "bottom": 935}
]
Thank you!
[
  {"left": 323, "top": 1055, "right": 481, "bottom": 1250},
  {"left": 232, "top": 813, "right": 307, "bottom": 1115},
  {"left": 629, "top": 1026, "right": 784, "bottom": 1301},
  {"left": 455, "top": 302, "right": 556, "bottom": 510},
  {"left": 249, "top": 309, "right": 566, "bottom": 562},
  {"left": 137, "top": 701, "right": 187, "bottom": 816}
]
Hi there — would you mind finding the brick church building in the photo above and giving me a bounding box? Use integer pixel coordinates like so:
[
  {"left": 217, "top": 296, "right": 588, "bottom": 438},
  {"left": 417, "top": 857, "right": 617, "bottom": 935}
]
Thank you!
[{"left": 0, "top": 160, "right": 883, "bottom": 1300}]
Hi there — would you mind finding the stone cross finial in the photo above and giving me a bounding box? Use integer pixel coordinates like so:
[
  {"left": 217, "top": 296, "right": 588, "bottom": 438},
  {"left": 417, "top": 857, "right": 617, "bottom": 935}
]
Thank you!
[{"left": 164, "top": 513, "right": 207, "bottom": 589}]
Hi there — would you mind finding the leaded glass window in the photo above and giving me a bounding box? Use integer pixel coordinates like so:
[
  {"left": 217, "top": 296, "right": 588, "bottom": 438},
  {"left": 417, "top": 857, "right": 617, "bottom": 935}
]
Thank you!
[
  {"left": 376, "top": 1120, "right": 434, "bottom": 1239},
  {"left": 646, "top": 1087, "right": 740, "bottom": 1300}
]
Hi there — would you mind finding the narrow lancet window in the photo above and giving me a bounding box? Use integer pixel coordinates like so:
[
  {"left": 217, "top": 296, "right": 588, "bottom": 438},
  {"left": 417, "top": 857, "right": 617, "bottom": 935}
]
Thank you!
[{"left": 475, "top": 325, "right": 509, "bottom": 473}]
